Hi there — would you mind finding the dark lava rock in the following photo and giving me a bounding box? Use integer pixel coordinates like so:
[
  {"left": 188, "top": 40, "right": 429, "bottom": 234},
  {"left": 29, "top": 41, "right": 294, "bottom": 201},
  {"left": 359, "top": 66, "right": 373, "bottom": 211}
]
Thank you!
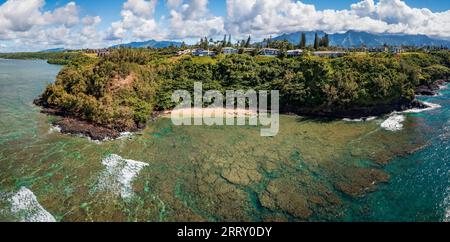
[
  {"left": 53, "top": 118, "right": 119, "bottom": 141},
  {"left": 415, "top": 79, "right": 448, "bottom": 96},
  {"left": 282, "top": 98, "right": 429, "bottom": 120},
  {"left": 34, "top": 97, "right": 139, "bottom": 141},
  {"left": 415, "top": 85, "right": 436, "bottom": 96}
]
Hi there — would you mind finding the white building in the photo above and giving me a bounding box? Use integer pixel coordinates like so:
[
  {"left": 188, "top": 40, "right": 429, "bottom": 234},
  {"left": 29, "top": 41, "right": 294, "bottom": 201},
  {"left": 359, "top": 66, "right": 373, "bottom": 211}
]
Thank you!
[
  {"left": 177, "top": 49, "right": 192, "bottom": 56},
  {"left": 389, "top": 47, "right": 404, "bottom": 54},
  {"left": 192, "top": 49, "right": 216, "bottom": 57},
  {"left": 287, "top": 49, "right": 304, "bottom": 57},
  {"left": 259, "top": 48, "right": 280, "bottom": 57},
  {"left": 223, "top": 47, "right": 238, "bottom": 54}
]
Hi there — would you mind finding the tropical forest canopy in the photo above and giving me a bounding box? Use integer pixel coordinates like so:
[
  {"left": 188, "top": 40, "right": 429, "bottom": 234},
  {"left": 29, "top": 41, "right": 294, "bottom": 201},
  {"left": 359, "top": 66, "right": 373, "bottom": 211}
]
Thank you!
[{"left": 36, "top": 48, "right": 450, "bottom": 131}]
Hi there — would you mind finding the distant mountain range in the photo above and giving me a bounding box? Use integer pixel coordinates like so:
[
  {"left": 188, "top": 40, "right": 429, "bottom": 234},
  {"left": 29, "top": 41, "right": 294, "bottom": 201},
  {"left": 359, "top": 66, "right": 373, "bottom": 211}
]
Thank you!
[
  {"left": 111, "top": 39, "right": 183, "bottom": 49},
  {"left": 273, "top": 30, "right": 450, "bottom": 48},
  {"left": 38, "top": 31, "right": 449, "bottom": 52}
]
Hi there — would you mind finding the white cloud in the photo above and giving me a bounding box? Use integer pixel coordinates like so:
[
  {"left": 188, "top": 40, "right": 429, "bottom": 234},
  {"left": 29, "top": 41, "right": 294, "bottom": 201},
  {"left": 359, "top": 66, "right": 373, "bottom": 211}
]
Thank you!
[
  {"left": 225, "top": 0, "right": 450, "bottom": 40},
  {"left": 165, "top": 0, "right": 225, "bottom": 39},
  {"left": 1, "top": 0, "right": 450, "bottom": 52},
  {"left": 0, "top": 0, "right": 101, "bottom": 51},
  {"left": 106, "top": 0, "right": 225, "bottom": 41},
  {"left": 106, "top": 0, "right": 160, "bottom": 41},
  {"left": 82, "top": 16, "right": 101, "bottom": 26},
  {"left": 351, "top": 0, "right": 376, "bottom": 17},
  {"left": 0, "top": 0, "right": 79, "bottom": 34},
  {"left": 124, "top": 0, "right": 157, "bottom": 18},
  {"left": 43, "top": 1, "right": 79, "bottom": 27},
  {"left": 0, "top": 0, "right": 47, "bottom": 34},
  {"left": 80, "top": 16, "right": 103, "bottom": 47}
]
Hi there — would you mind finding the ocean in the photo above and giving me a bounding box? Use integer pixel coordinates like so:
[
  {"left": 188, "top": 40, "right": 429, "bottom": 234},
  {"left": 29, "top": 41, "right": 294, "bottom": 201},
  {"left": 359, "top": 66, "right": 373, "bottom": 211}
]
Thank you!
[{"left": 0, "top": 59, "right": 448, "bottom": 222}]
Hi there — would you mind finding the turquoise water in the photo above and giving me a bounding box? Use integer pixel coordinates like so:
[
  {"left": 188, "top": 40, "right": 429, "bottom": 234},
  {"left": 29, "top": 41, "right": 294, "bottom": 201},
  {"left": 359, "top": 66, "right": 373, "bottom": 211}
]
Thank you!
[
  {"left": 0, "top": 59, "right": 448, "bottom": 222},
  {"left": 0, "top": 59, "right": 61, "bottom": 143},
  {"left": 349, "top": 88, "right": 450, "bottom": 222}
]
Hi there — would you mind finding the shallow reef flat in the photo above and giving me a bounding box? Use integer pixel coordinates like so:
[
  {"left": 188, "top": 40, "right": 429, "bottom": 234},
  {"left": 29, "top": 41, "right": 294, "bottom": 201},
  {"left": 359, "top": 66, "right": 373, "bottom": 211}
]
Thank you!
[{"left": 0, "top": 114, "right": 427, "bottom": 222}]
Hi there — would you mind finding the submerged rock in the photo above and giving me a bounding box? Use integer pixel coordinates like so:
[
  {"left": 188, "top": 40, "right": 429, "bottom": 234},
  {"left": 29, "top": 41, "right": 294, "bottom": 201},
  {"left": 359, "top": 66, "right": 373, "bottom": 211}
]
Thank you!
[{"left": 259, "top": 180, "right": 312, "bottom": 219}]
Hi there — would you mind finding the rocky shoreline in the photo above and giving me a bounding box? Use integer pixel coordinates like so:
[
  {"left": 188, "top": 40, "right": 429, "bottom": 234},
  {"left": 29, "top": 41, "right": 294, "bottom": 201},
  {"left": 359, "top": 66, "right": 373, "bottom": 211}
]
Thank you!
[
  {"left": 35, "top": 79, "right": 447, "bottom": 141},
  {"left": 282, "top": 98, "right": 429, "bottom": 120},
  {"left": 415, "top": 79, "right": 447, "bottom": 96},
  {"left": 52, "top": 118, "right": 122, "bottom": 141},
  {"left": 284, "top": 79, "right": 448, "bottom": 119},
  {"left": 33, "top": 100, "right": 138, "bottom": 141}
]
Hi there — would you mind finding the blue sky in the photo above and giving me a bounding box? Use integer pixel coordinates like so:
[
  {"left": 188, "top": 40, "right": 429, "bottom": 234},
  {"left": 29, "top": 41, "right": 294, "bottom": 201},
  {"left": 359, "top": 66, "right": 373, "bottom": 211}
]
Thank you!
[{"left": 0, "top": 0, "right": 449, "bottom": 52}]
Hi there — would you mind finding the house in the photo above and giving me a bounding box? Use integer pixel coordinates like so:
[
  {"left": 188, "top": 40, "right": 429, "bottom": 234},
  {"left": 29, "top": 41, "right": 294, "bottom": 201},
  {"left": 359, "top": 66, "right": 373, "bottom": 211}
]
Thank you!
[
  {"left": 367, "top": 46, "right": 389, "bottom": 53},
  {"left": 259, "top": 48, "right": 280, "bottom": 57},
  {"left": 223, "top": 47, "right": 238, "bottom": 55},
  {"left": 176, "top": 49, "right": 192, "bottom": 56},
  {"left": 389, "top": 46, "right": 404, "bottom": 54},
  {"left": 192, "top": 49, "right": 216, "bottom": 57},
  {"left": 313, "top": 51, "right": 346, "bottom": 58},
  {"left": 96, "top": 49, "right": 110, "bottom": 57},
  {"left": 287, "top": 49, "right": 304, "bottom": 57}
]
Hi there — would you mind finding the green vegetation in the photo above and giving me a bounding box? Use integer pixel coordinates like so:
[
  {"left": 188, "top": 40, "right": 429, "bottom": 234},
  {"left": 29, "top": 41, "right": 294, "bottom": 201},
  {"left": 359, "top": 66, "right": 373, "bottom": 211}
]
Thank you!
[
  {"left": 0, "top": 51, "right": 82, "bottom": 65},
  {"left": 37, "top": 48, "right": 450, "bottom": 131}
]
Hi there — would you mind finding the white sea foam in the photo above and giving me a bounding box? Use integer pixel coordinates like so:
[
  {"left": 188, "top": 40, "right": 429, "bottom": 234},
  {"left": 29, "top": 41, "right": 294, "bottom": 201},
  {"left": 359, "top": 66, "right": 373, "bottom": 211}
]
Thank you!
[
  {"left": 7, "top": 187, "right": 56, "bottom": 222},
  {"left": 402, "top": 102, "right": 442, "bottom": 114},
  {"left": 380, "top": 101, "right": 442, "bottom": 131},
  {"left": 381, "top": 114, "right": 406, "bottom": 131},
  {"left": 48, "top": 125, "right": 61, "bottom": 134},
  {"left": 97, "top": 154, "right": 149, "bottom": 199},
  {"left": 118, "top": 132, "right": 133, "bottom": 140},
  {"left": 343, "top": 117, "right": 377, "bottom": 122},
  {"left": 75, "top": 132, "right": 133, "bottom": 143},
  {"left": 443, "top": 186, "right": 450, "bottom": 222}
]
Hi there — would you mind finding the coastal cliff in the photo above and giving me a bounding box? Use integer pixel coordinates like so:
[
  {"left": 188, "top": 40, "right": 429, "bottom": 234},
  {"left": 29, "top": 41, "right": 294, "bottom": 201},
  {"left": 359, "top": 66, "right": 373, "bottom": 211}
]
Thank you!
[{"left": 35, "top": 49, "right": 450, "bottom": 140}]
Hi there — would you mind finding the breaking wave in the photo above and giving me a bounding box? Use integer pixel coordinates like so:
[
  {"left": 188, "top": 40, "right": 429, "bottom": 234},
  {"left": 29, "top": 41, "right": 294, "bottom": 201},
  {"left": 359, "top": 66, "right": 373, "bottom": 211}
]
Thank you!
[
  {"left": 444, "top": 187, "right": 450, "bottom": 222},
  {"left": 402, "top": 102, "right": 442, "bottom": 114},
  {"left": 4, "top": 187, "right": 56, "bottom": 222},
  {"left": 48, "top": 125, "right": 61, "bottom": 134},
  {"left": 381, "top": 114, "right": 406, "bottom": 131},
  {"left": 96, "top": 154, "right": 149, "bottom": 199},
  {"left": 380, "top": 101, "right": 442, "bottom": 131},
  {"left": 343, "top": 117, "right": 377, "bottom": 122}
]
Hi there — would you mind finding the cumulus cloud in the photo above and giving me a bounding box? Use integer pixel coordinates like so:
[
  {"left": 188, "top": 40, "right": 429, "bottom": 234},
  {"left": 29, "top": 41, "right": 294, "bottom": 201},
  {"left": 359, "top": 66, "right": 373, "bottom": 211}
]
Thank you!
[
  {"left": 0, "top": 0, "right": 101, "bottom": 51},
  {"left": 106, "top": 0, "right": 225, "bottom": 41},
  {"left": 79, "top": 16, "right": 104, "bottom": 47},
  {"left": 106, "top": 0, "right": 159, "bottom": 41},
  {"left": 225, "top": 0, "right": 450, "bottom": 40},
  {"left": 165, "top": 0, "right": 225, "bottom": 39},
  {"left": 0, "top": 0, "right": 45, "bottom": 33},
  {"left": 0, "top": 0, "right": 79, "bottom": 34},
  {"left": 351, "top": 0, "right": 376, "bottom": 17},
  {"left": 124, "top": 0, "right": 158, "bottom": 18},
  {"left": 1, "top": 0, "right": 450, "bottom": 52},
  {"left": 43, "top": 1, "right": 80, "bottom": 27}
]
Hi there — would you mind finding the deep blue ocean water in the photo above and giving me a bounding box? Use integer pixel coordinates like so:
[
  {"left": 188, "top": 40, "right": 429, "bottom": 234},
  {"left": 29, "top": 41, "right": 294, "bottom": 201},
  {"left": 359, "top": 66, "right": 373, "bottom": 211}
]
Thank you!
[{"left": 348, "top": 86, "right": 450, "bottom": 222}]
